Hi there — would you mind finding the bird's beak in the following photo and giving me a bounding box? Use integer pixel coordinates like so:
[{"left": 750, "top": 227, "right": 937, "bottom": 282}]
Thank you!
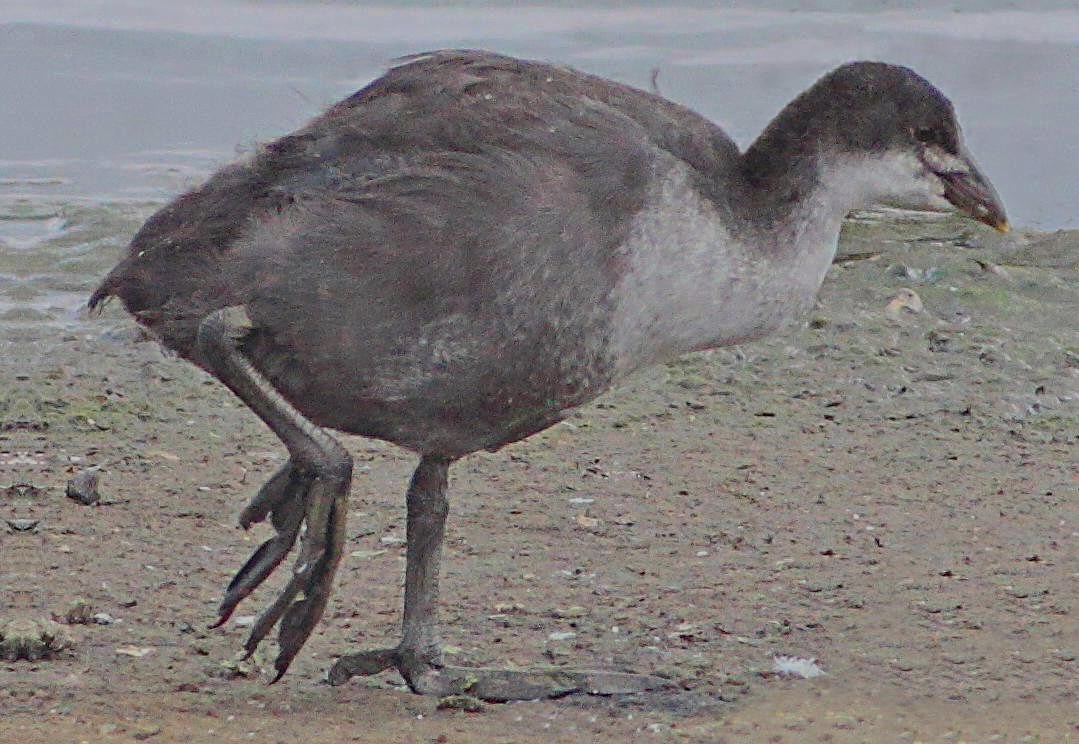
[{"left": 932, "top": 149, "right": 1009, "bottom": 232}]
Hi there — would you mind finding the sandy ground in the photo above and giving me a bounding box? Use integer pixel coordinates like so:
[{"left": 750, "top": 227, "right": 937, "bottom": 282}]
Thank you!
[{"left": 2, "top": 213, "right": 1076, "bottom": 742}]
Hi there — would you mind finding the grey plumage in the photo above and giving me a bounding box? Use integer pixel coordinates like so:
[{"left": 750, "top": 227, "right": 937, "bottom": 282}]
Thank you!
[{"left": 90, "top": 50, "right": 1006, "bottom": 690}]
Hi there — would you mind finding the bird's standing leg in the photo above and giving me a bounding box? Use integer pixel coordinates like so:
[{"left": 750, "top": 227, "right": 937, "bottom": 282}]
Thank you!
[
  {"left": 197, "top": 305, "right": 351, "bottom": 680},
  {"left": 327, "top": 455, "right": 449, "bottom": 688},
  {"left": 328, "top": 457, "right": 669, "bottom": 701},
  {"left": 397, "top": 455, "right": 451, "bottom": 686}
]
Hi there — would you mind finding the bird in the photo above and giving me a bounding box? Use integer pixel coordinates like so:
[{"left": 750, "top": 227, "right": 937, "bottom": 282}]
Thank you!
[{"left": 90, "top": 49, "right": 1008, "bottom": 700}]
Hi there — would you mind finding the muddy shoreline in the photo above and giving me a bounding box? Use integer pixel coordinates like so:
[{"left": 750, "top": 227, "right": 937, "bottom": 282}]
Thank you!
[{"left": 2, "top": 214, "right": 1076, "bottom": 741}]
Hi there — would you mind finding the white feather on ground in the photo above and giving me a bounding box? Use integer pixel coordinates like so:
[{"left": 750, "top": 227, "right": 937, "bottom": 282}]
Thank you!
[{"left": 772, "top": 655, "right": 826, "bottom": 679}]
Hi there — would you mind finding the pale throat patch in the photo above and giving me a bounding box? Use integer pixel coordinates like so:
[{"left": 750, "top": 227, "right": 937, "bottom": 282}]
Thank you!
[
  {"left": 607, "top": 163, "right": 843, "bottom": 373},
  {"left": 606, "top": 145, "right": 961, "bottom": 376},
  {"left": 815, "top": 149, "right": 951, "bottom": 214}
]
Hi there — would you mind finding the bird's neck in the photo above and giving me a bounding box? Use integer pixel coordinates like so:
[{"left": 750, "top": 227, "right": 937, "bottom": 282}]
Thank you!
[{"left": 608, "top": 148, "right": 894, "bottom": 373}]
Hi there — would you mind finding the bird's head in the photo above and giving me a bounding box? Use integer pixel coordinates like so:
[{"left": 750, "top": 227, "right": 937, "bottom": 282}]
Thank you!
[
  {"left": 745, "top": 61, "right": 1009, "bottom": 232},
  {"left": 817, "top": 61, "right": 1009, "bottom": 231}
]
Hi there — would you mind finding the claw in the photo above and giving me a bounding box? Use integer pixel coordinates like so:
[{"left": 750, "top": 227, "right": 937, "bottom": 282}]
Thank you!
[
  {"left": 214, "top": 470, "right": 308, "bottom": 626},
  {"left": 240, "top": 462, "right": 302, "bottom": 529},
  {"left": 327, "top": 648, "right": 398, "bottom": 684},
  {"left": 242, "top": 578, "right": 303, "bottom": 657},
  {"left": 269, "top": 483, "right": 306, "bottom": 532},
  {"left": 271, "top": 597, "right": 314, "bottom": 673},
  {"left": 215, "top": 530, "right": 298, "bottom": 625},
  {"left": 224, "top": 533, "right": 295, "bottom": 598},
  {"left": 234, "top": 478, "right": 348, "bottom": 678},
  {"left": 272, "top": 490, "right": 347, "bottom": 676}
]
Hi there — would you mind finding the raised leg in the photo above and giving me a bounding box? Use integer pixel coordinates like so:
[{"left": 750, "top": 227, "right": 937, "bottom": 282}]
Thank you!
[
  {"left": 197, "top": 306, "right": 352, "bottom": 680},
  {"left": 328, "top": 456, "right": 669, "bottom": 701}
]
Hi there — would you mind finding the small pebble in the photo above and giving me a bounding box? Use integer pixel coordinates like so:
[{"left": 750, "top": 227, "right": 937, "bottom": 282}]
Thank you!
[{"left": 66, "top": 468, "right": 100, "bottom": 505}]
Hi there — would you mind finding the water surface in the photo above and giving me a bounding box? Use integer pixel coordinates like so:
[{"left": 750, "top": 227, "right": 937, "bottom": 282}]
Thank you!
[{"left": 0, "top": 1, "right": 1076, "bottom": 325}]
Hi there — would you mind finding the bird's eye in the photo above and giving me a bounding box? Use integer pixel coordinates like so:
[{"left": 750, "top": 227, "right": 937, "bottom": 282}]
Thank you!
[
  {"left": 914, "top": 126, "right": 938, "bottom": 145},
  {"left": 914, "top": 124, "right": 960, "bottom": 155}
]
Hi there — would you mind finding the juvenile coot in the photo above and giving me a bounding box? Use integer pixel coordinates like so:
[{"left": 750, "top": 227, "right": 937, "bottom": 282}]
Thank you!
[{"left": 90, "top": 50, "right": 1007, "bottom": 699}]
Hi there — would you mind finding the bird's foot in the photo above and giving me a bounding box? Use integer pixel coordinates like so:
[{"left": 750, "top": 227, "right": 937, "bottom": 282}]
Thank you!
[
  {"left": 213, "top": 463, "right": 308, "bottom": 627},
  {"left": 210, "top": 460, "right": 351, "bottom": 681},
  {"left": 327, "top": 648, "right": 668, "bottom": 702},
  {"left": 258, "top": 465, "right": 350, "bottom": 680},
  {"left": 326, "top": 644, "right": 439, "bottom": 690}
]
